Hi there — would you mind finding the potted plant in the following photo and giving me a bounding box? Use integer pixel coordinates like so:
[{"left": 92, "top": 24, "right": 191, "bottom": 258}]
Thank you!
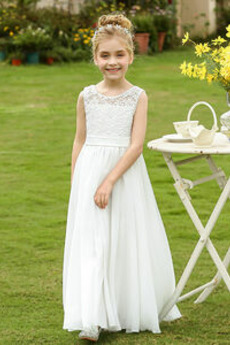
[
  {"left": 131, "top": 14, "right": 153, "bottom": 54},
  {"left": 9, "top": 50, "right": 25, "bottom": 66},
  {"left": 40, "top": 49, "right": 59, "bottom": 65},
  {"left": 0, "top": 37, "right": 7, "bottom": 61},
  {"left": 12, "top": 25, "right": 52, "bottom": 64},
  {"left": 153, "top": 5, "right": 172, "bottom": 52}
]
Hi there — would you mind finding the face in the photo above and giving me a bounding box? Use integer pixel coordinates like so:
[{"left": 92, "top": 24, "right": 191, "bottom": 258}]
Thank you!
[{"left": 94, "top": 36, "right": 133, "bottom": 81}]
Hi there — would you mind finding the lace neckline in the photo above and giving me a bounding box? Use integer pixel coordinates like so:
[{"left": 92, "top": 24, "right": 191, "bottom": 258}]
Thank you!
[{"left": 93, "top": 85, "right": 136, "bottom": 98}]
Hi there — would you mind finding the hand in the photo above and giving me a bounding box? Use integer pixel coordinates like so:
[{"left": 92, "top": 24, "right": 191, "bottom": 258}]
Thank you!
[{"left": 94, "top": 179, "right": 114, "bottom": 209}]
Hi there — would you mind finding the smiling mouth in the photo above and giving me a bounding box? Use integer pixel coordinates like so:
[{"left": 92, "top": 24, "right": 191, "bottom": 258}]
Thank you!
[{"left": 106, "top": 68, "right": 121, "bottom": 71}]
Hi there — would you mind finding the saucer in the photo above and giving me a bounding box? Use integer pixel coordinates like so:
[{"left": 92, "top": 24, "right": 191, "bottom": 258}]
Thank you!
[{"left": 162, "top": 134, "right": 193, "bottom": 143}]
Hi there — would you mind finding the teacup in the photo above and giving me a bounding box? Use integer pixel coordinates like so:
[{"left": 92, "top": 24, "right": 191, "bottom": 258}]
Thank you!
[{"left": 173, "top": 121, "right": 199, "bottom": 138}]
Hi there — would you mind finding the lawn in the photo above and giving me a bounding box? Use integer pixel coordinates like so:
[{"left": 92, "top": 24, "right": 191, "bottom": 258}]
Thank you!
[{"left": 0, "top": 48, "right": 229, "bottom": 345}]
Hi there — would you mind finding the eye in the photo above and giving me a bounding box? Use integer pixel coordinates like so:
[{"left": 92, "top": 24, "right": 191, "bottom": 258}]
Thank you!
[{"left": 118, "top": 54, "right": 124, "bottom": 57}]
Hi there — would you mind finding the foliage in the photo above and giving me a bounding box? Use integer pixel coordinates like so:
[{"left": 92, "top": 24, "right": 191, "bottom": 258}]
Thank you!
[
  {"left": 131, "top": 14, "right": 154, "bottom": 33},
  {"left": 72, "top": 27, "right": 94, "bottom": 52},
  {"left": 0, "top": 0, "right": 178, "bottom": 62},
  {"left": 180, "top": 26, "right": 230, "bottom": 94},
  {"left": 152, "top": 4, "right": 173, "bottom": 32},
  {"left": 7, "top": 49, "right": 25, "bottom": 60},
  {"left": 0, "top": 36, "right": 7, "bottom": 49},
  {"left": 0, "top": 2, "right": 26, "bottom": 38},
  {"left": 24, "top": 7, "right": 81, "bottom": 45},
  {"left": 77, "top": 0, "right": 126, "bottom": 28},
  {"left": 154, "top": 14, "right": 170, "bottom": 32},
  {"left": 216, "top": 0, "right": 230, "bottom": 37},
  {"left": 128, "top": 1, "right": 177, "bottom": 50},
  {"left": 41, "top": 45, "right": 91, "bottom": 63},
  {"left": 12, "top": 25, "right": 52, "bottom": 52}
]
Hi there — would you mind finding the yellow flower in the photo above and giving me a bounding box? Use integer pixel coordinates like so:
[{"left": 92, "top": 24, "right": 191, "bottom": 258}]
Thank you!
[
  {"left": 186, "top": 63, "right": 193, "bottom": 77},
  {"left": 3, "top": 26, "right": 8, "bottom": 31},
  {"left": 180, "top": 26, "right": 230, "bottom": 90},
  {"left": 220, "top": 65, "right": 230, "bottom": 81},
  {"left": 9, "top": 31, "right": 14, "bottom": 36},
  {"left": 212, "top": 36, "right": 227, "bottom": 45},
  {"left": 226, "top": 24, "right": 230, "bottom": 38},
  {"left": 197, "top": 65, "right": 207, "bottom": 80},
  {"left": 206, "top": 74, "right": 214, "bottom": 83},
  {"left": 74, "top": 38, "right": 80, "bottom": 42},
  {"left": 195, "top": 43, "right": 210, "bottom": 57},
  {"left": 182, "top": 32, "right": 189, "bottom": 45},
  {"left": 179, "top": 61, "right": 187, "bottom": 75},
  {"left": 193, "top": 64, "right": 200, "bottom": 78},
  {"left": 15, "top": 26, "right": 20, "bottom": 30},
  {"left": 83, "top": 34, "right": 87, "bottom": 38},
  {"left": 83, "top": 39, "right": 88, "bottom": 44}
]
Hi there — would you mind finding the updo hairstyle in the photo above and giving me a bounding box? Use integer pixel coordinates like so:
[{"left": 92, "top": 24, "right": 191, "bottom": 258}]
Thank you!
[{"left": 92, "top": 14, "right": 135, "bottom": 59}]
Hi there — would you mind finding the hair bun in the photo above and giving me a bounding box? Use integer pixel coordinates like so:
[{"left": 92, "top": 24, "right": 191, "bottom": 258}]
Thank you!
[{"left": 98, "top": 14, "right": 133, "bottom": 33}]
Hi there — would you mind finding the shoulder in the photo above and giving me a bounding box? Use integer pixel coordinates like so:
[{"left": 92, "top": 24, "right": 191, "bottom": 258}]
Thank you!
[
  {"left": 80, "top": 84, "right": 95, "bottom": 101},
  {"left": 135, "top": 86, "right": 148, "bottom": 103},
  {"left": 77, "top": 85, "right": 94, "bottom": 104},
  {"left": 134, "top": 85, "right": 148, "bottom": 97}
]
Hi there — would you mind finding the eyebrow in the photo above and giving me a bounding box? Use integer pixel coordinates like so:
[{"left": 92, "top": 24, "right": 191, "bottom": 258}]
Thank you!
[{"left": 99, "top": 50, "right": 125, "bottom": 53}]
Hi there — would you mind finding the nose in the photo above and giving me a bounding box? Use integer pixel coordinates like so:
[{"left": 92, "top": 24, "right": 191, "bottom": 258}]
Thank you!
[{"left": 108, "top": 56, "right": 117, "bottom": 66}]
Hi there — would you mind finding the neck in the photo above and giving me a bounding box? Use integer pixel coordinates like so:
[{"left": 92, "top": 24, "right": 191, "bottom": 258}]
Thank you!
[{"left": 102, "top": 78, "right": 129, "bottom": 90}]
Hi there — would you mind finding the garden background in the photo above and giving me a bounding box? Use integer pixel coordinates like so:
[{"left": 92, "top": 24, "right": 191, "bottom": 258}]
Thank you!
[{"left": 0, "top": 0, "right": 230, "bottom": 344}]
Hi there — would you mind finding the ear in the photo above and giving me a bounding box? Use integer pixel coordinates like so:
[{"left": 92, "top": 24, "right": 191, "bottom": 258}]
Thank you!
[{"left": 129, "top": 54, "right": 134, "bottom": 65}]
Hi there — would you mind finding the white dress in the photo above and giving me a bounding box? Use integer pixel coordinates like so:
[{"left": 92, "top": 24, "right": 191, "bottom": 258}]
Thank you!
[{"left": 62, "top": 84, "right": 182, "bottom": 334}]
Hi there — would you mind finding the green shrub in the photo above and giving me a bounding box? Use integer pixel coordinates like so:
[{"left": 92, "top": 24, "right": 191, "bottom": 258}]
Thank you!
[
  {"left": 131, "top": 14, "right": 154, "bottom": 34},
  {"left": 12, "top": 25, "right": 52, "bottom": 52}
]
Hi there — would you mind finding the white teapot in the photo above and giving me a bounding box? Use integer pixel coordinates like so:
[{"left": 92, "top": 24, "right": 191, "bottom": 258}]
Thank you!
[{"left": 187, "top": 101, "right": 219, "bottom": 146}]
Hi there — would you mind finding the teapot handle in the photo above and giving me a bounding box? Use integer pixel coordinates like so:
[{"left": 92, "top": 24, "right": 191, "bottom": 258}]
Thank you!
[{"left": 187, "top": 101, "right": 218, "bottom": 130}]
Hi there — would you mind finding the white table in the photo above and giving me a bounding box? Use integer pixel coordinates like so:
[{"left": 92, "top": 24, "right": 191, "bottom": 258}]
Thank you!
[{"left": 147, "top": 138, "right": 230, "bottom": 320}]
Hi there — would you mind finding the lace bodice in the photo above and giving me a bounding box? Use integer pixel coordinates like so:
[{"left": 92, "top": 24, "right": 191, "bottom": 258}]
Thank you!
[{"left": 82, "top": 84, "right": 145, "bottom": 138}]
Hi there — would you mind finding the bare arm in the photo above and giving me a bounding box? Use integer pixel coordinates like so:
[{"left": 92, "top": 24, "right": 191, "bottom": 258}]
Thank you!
[
  {"left": 94, "top": 91, "right": 148, "bottom": 208},
  {"left": 71, "top": 91, "right": 86, "bottom": 184}
]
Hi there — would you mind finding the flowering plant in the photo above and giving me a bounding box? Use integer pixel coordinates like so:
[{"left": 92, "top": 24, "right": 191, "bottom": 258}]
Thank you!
[
  {"left": 153, "top": 5, "right": 173, "bottom": 32},
  {"left": 12, "top": 25, "right": 52, "bottom": 52},
  {"left": 73, "top": 28, "right": 94, "bottom": 50},
  {"left": 180, "top": 25, "right": 230, "bottom": 95}
]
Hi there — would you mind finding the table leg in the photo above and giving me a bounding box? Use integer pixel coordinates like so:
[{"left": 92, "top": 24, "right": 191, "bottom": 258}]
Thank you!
[
  {"left": 206, "top": 155, "right": 227, "bottom": 188},
  {"left": 159, "top": 153, "right": 230, "bottom": 320},
  {"left": 195, "top": 247, "right": 230, "bottom": 303}
]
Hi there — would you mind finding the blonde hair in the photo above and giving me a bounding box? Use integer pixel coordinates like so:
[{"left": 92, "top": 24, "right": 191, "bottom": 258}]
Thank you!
[{"left": 92, "top": 13, "right": 135, "bottom": 59}]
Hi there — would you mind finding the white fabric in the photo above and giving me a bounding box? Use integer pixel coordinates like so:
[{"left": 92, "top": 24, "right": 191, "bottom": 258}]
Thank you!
[{"left": 62, "top": 84, "right": 182, "bottom": 333}]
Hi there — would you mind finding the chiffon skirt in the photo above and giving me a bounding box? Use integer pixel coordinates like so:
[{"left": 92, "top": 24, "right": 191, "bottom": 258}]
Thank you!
[{"left": 62, "top": 140, "right": 182, "bottom": 333}]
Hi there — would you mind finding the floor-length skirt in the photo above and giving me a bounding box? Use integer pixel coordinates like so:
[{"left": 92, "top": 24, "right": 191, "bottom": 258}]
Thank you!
[{"left": 62, "top": 143, "right": 182, "bottom": 333}]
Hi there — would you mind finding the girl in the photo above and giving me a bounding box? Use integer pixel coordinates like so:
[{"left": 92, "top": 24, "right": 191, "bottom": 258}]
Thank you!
[{"left": 62, "top": 13, "right": 182, "bottom": 342}]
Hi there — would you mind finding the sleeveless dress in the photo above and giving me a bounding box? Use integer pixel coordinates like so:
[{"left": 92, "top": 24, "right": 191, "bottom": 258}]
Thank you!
[{"left": 62, "top": 84, "right": 182, "bottom": 334}]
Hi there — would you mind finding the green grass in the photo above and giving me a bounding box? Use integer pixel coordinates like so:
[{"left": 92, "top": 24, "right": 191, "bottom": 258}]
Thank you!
[{"left": 0, "top": 48, "right": 229, "bottom": 345}]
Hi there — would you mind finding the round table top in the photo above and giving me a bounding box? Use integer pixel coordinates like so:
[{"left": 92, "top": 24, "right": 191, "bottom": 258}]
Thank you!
[{"left": 147, "top": 136, "right": 230, "bottom": 155}]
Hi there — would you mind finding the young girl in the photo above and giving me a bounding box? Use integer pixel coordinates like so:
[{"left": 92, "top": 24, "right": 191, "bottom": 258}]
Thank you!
[{"left": 62, "top": 13, "right": 182, "bottom": 342}]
